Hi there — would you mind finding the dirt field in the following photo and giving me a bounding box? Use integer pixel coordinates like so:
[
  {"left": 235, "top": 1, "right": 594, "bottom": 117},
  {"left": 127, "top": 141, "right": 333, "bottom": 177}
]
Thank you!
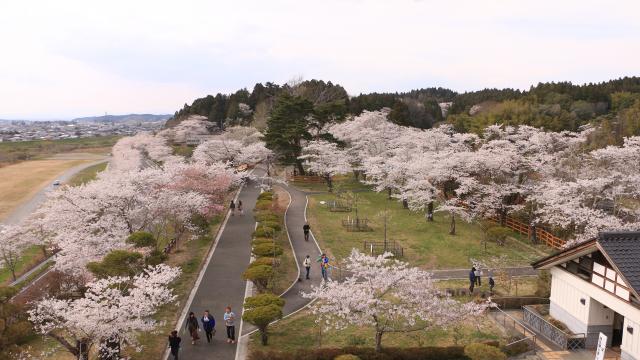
[{"left": 0, "top": 154, "right": 104, "bottom": 221}]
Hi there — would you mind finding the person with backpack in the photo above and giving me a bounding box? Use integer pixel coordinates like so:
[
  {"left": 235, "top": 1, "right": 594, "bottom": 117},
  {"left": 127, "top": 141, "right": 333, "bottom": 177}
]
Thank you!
[
  {"left": 223, "top": 306, "right": 236, "bottom": 344},
  {"left": 168, "top": 330, "right": 181, "bottom": 359},
  {"left": 185, "top": 312, "right": 200, "bottom": 345},
  {"left": 303, "top": 255, "right": 312, "bottom": 280},
  {"left": 303, "top": 222, "right": 311, "bottom": 241},
  {"left": 201, "top": 310, "right": 216, "bottom": 343},
  {"left": 317, "top": 254, "right": 329, "bottom": 280}
]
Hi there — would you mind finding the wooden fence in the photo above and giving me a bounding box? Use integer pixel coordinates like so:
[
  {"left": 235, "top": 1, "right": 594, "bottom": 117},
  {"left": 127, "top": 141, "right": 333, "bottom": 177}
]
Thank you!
[
  {"left": 287, "top": 175, "right": 326, "bottom": 183},
  {"left": 488, "top": 215, "right": 565, "bottom": 250}
]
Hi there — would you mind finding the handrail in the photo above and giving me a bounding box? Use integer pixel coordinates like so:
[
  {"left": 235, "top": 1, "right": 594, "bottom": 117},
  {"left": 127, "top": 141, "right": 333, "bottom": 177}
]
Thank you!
[{"left": 522, "top": 305, "right": 583, "bottom": 338}]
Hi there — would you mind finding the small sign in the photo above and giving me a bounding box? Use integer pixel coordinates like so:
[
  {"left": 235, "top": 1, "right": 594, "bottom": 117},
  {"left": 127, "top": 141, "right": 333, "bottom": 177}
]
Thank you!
[{"left": 595, "top": 332, "right": 607, "bottom": 360}]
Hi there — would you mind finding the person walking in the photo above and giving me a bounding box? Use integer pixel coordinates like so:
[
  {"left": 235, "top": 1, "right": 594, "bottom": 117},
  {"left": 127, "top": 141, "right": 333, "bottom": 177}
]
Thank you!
[
  {"left": 318, "top": 254, "right": 329, "bottom": 280},
  {"left": 230, "top": 200, "right": 236, "bottom": 216},
  {"left": 238, "top": 200, "right": 243, "bottom": 215},
  {"left": 303, "top": 222, "right": 311, "bottom": 241},
  {"left": 469, "top": 267, "right": 476, "bottom": 294},
  {"left": 185, "top": 312, "right": 200, "bottom": 345},
  {"left": 223, "top": 306, "right": 236, "bottom": 344},
  {"left": 201, "top": 310, "right": 216, "bottom": 343},
  {"left": 475, "top": 267, "right": 482, "bottom": 286},
  {"left": 168, "top": 330, "right": 181, "bottom": 360},
  {"left": 489, "top": 275, "right": 495, "bottom": 294},
  {"left": 303, "top": 255, "right": 312, "bottom": 280}
]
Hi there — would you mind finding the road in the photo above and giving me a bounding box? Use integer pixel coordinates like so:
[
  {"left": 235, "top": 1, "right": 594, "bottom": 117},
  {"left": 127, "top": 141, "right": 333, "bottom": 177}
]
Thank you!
[{"left": 1, "top": 158, "right": 109, "bottom": 225}]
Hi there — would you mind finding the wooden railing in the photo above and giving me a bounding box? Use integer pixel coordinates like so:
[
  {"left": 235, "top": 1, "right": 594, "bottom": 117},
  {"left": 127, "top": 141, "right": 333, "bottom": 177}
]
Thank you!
[
  {"left": 288, "top": 175, "right": 326, "bottom": 183},
  {"left": 488, "top": 215, "right": 566, "bottom": 250}
]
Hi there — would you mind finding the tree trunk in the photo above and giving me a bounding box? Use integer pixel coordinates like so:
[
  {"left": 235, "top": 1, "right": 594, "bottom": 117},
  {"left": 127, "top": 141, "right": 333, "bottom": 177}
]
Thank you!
[
  {"left": 375, "top": 331, "right": 383, "bottom": 352},
  {"left": 260, "top": 327, "right": 269, "bottom": 345},
  {"left": 427, "top": 202, "right": 434, "bottom": 221},
  {"left": 326, "top": 175, "right": 333, "bottom": 193},
  {"left": 353, "top": 170, "right": 360, "bottom": 181},
  {"left": 98, "top": 338, "right": 120, "bottom": 360},
  {"left": 449, "top": 214, "right": 456, "bottom": 235},
  {"left": 387, "top": 187, "right": 392, "bottom": 200},
  {"left": 10, "top": 267, "right": 16, "bottom": 282},
  {"left": 499, "top": 208, "right": 507, "bottom": 226},
  {"left": 295, "top": 160, "right": 306, "bottom": 175}
]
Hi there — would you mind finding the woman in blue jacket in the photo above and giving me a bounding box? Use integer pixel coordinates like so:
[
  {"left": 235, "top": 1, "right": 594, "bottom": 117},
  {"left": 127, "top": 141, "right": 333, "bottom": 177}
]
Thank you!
[{"left": 201, "top": 310, "right": 216, "bottom": 343}]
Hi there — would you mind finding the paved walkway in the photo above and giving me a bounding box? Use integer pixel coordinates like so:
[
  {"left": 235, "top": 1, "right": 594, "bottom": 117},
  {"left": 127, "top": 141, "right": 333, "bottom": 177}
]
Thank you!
[{"left": 169, "top": 168, "right": 265, "bottom": 360}]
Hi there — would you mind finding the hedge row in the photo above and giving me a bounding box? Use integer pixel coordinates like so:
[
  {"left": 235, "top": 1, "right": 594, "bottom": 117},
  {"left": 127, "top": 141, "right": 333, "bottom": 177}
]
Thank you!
[{"left": 249, "top": 346, "right": 469, "bottom": 360}]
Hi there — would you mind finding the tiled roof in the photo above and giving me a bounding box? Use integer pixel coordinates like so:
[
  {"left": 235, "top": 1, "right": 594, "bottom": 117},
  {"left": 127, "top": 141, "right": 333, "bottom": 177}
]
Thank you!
[{"left": 598, "top": 232, "right": 640, "bottom": 295}]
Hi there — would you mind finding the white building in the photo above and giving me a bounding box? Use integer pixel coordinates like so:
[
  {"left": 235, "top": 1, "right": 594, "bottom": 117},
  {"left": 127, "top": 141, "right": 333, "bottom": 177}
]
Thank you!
[{"left": 532, "top": 232, "right": 640, "bottom": 360}]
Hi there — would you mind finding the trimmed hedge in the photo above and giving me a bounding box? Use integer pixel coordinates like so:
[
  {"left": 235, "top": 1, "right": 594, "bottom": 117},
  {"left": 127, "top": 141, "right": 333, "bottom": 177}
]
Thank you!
[
  {"left": 255, "top": 212, "right": 280, "bottom": 223},
  {"left": 257, "top": 192, "right": 274, "bottom": 201},
  {"left": 250, "top": 257, "right": 278, "bottom": 267},
  {"left": 252, "top": 238, "right": 275, "bottom": 247},
  {"left": 253, "top": 243, "right": 283, "bottom": 257},
  {"left": 491, "top": 296, "right": 549, "bottom": 309},
  {"left": 249, "top": 347, "right": 469, "bottom": 360},
  {"left": 261, "top": 221, "right": 282, "bottom": 231},
  {"left": 255, "top": 199, "right": 273, "bottom": 211},
  {"left": 464, "top": 343, "right": 506, "bottom": 360},
  {"left": 254, "top": 226, "right": 276, "bottom": 238}
]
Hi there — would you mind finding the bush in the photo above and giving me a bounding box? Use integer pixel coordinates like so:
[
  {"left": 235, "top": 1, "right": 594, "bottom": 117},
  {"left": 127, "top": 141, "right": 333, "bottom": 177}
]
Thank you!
[
  {"left": 258, "top": 192, "right": 274, "bottom": 201},
  {"left": 253, "top": 243, "right": 283, "bottom": 257},
  {"left": 535, "top": 270, "right": 551, "bottom": 297},
  {"left": 346, "top": 335, "right": 367, "bottom": 346},
  {"left": 464, "top": 343, "right": 506, "bottom": 360},
  {"left": 334, "top": 356, "right": 361, "bottom": 360},
  {"left": 249, "top": 346, "right": 468, "bottom": 360},
  {"left": 260, "top": 221, "right": 282, "bottom": 231},
  {"left": 252, "top": 238, "right": 275, "bottom": 247},
  {"left": 254, "top": 226, "right": 276, "bottom": 238},
  {"left": 255, "top": 199, "right": 274, "bottom": 211},
  {"left": 87, "top": 250, "right": 144, "bottom": 278},
  {"left": 501, "top": 336, "right": 531, "bottom": 357},
  {"left": 255, "top": 211, "right": 280, "bottom": 223},
  {"left": 145, "top": 249, "right": 168, "bottom": 266},
  {"left": 485, "top": 227, "right": 511, "bottom": 246},
  {"left": 250, "top": 257, "right": 278, "bottom": 267},
  {"left": 242, "top": 265, "right": 274, "bottom": 292},
  {"left": 490, "top": 296, "right": 549, "bottom": 309},
  {"left": 242, "top": 293, "right": 285, "bottom": 345},
  {"left": 126, "top": 231, "right": 156, "bottom": 248}
]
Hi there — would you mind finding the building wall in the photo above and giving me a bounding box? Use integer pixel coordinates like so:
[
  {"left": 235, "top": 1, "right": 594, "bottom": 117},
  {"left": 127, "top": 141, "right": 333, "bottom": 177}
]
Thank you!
[{"left": 550, "top": 267, "right": 640, "bottom": 359}]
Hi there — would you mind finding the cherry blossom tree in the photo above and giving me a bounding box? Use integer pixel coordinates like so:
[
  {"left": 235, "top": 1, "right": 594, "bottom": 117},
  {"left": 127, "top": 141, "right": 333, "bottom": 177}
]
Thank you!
[
  {"left": 0, "top": 225, "right": 33, "bottom": 281},
  {"left": 303, "top": 250, "right": 487, "bottom": 352},
  {"left": 299, "top": 140, "right": 352, "bottom": 191},
  {"left": 29, "top": 264, "right": 180, "bottom": 360}
]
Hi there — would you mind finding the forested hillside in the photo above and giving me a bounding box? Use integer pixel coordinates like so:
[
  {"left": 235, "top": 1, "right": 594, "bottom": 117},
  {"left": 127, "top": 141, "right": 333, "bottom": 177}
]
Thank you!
[{"left": 168, "top": 76, "right": 640, "bottom": 145}]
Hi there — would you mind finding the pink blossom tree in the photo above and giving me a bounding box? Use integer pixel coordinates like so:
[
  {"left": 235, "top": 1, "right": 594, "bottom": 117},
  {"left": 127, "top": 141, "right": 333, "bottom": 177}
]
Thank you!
[
  {"left": 0, "top": 225, "right": 33, "bottom": 281},
  {"left": 299, "top": 140, "right": 352, "bottom": 191}
]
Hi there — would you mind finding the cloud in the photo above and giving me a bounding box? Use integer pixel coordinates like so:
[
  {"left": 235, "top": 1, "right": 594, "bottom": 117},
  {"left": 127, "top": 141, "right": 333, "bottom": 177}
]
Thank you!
[{"left": 0, "top": 0, "right": 639, "bottom": 118}]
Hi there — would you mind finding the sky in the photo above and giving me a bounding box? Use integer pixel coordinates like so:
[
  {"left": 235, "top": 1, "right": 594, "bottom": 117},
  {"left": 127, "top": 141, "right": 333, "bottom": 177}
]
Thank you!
[{"left": 1, "top": 0, "right": 639, "bottom": 120}]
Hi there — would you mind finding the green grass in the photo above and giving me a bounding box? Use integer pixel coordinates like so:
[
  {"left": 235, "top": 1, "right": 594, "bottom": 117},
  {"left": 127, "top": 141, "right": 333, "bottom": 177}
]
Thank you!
[
  {"left": 291, "top": 174, "right": 372, "bottom": 193},
  {"left": 171, "top": 145, "right": 194, "bottom": 157},
  {"left": 67, "top": 162, "right": 108, "bottom": 186},
  {"left": 435, "top": 277, "right": 538, "bottom": 297},
  {"left": 249, "top": 309, "right": 502, "bottom": 353},
  {"left": 0, "top": 245, "right": 46, "bottom": 285},
  {"left": 307, "top": 191, "right": 545, "bottom": 269},
  {"left": 0, "top": 136, "right": 120, "bottom": 164}
]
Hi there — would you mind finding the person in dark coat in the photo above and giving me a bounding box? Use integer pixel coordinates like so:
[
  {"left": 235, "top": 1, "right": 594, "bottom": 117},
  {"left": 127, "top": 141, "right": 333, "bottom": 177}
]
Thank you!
[
  {"left": 489, "top": 275, "right": 495, "bottom": 294},
  {"left": 201, "top": 310, "right": 216, "bottom": 343},
  {"left": 230, "top": 200, "right": 236, "bottom": 216},
  {"left": 186, "top": 312, "right": 200, "bottom": 344},
  {"left": 168, "top": 330, "right": 181, "bottom": 359},
  {"left": 303, "top": 222, "right": 311, "bottom": 241},
  {"left": 469, "top": 267, "right": 476, "bottom": 294}
]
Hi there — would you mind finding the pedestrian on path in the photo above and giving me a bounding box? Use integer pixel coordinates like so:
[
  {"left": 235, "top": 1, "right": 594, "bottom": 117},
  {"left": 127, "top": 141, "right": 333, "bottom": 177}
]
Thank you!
[
  {"left": 469, "top": 267, "right": 476, "bottom": 294},
  {"left": 303, "top": 222, "right": 311, "bottom": 241},
  {"left": 224, "top": 306, "right": 236, "bottom": 344},
  {"left": 185, "top": 312, "right": 200, "bottom": 345},
  {"left": 230, "top": 200, "right": 236, "bottom": 216},
  {"left": 474, "top": 267, "right": 482, "bottom": 286},
  {"left": 317, "top": 254, "right": 329, "bottom": 280},
  {"left": 168, "top": 330, "right": 181, "bottom": 360},
  {"left": 303, "top": 255, "right": 312, "bottom": 280},
  {"left": 238, "top": 200, "right": 244, "bottom": 215},
  {"left": 201, "top": 310, "right": 216, "bottom": 343},
  {"left": 489, "top": 275, "right": 495, "bottom": 294}
]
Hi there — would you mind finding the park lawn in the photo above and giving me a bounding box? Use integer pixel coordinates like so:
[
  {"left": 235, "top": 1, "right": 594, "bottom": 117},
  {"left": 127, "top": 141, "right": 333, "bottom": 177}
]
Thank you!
[
  {"left": 307, "top": 191, "right": 544, "bottom": 269},
  {"left": 249, "top": 309, "right": 502, "bottom": 353},
  {"left": 271, "top": 186, "right": 299, "bottom": 295},
  {"left": 0, "top": 136, "right": 119, "bottom": 165},
  {"left": 0, "top": 245, "right": 46, "bottom": 285},
  {"left": 0, "top": 158, "right": 92, "bottom": 220},
  {"left": 290, "top": 174, "right": 372, "bottom": 193},
  {"left": 435, "top": 277, "right": 539, "bottom": 297},
  {"left": 67, "top": 162, "right": 108, "bottom": 186}
]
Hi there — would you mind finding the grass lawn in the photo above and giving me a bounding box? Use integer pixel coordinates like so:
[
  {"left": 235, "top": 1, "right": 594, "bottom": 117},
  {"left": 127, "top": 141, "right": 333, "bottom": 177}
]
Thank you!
[
  {"left": 435, "top": 277, "right": 539, "bottom": 297},
  {"left": 307, "top": 190, "right": 547, "bottom": 269},
  {"left": 0, "top": 245, "right": 46, "bottom": 285},
  {"left": 0, "top": 136, "right": 119, "bottom": 165},
  {"left": 249, "top": 309, "right": 503, "bottom": 353},
  {"left": 67, "top": 162, "right": 108, "bottom": 186}
]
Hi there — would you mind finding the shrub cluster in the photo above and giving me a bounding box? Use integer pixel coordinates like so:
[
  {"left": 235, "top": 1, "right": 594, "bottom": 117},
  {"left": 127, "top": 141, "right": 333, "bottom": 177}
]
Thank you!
[
  {"left": 243, "top": 191, "right": 285, "bottom": 293},
  {"left": 249, "top": 346, "right": 470, "bottom": 360}
]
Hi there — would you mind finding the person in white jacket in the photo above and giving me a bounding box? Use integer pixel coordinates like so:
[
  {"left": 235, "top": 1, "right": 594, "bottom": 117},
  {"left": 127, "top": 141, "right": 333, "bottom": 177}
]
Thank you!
[{"left": 303, "top": 255, "right": 312, "bottom": 280}]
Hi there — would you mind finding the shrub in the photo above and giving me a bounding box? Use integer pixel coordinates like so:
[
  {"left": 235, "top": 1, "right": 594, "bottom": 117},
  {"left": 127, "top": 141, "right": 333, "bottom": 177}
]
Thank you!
[
  {"left": 87, "top": 250, "right": 144, "bottom": 278},
  {"left": 485, "top": 227, "right": 511, "bottom": 246},
  {"left": 252, "top": 243, "right": 283, "bottom": 257},
  {"left": 258, "top": 192, "right": 274, "bottom": 201},
  {"left": 250, "top": 257, "right": 278, "bottom": 267},
  {"left": 334, "top": 356, "right": 361, "bottom": 360},
  {"left": 501, "top": 336, "right": 531, "bottom": 357},
  {"left": 248, "top": 346, "right": 468, "bottom": 360},
  {"left": 255, "top": 211, "right": 280, "bottom": 223},
  {"left": 346, "top": 335, "right": 367, "bottom": 346},
  {"left": 535, "top": 270, "right": 551, "bottom": 297},
  {"left": 260, "top": 221, "right": 282, "bottom": 231},
  {"left": 464, "top": 343, "right": 506, "bottom": 360},
  {"left": 252, "top": 238, "right": 275, "bottom": 247},
  {"left": 255, "top": 199, "right": 273, "bottom": 211},
  {"left": 126, "top": 231, "right": 156, "bottom": 248},
  {"left": 254, "top": 226, "right": 276, "bottom": 238},
  {"left": 242, "top": 293, "right": 285, "bottom": 345},
  {"left": 145, "top": 249, "right": 168, "bottom": 266},
  {"left": 242, "top": 265, "right": 274, "bottom": 292}
]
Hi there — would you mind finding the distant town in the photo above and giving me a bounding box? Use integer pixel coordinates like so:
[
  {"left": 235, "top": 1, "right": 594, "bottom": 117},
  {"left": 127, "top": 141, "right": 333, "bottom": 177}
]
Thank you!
[{"left": 0, "top": 114, "right": 170, "bottom": 142}]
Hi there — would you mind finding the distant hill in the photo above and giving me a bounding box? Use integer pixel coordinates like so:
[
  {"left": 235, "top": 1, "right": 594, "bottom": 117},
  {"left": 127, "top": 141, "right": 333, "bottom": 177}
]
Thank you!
[{"left": 73, "top": 114, "right": 171, "bottom": 123}]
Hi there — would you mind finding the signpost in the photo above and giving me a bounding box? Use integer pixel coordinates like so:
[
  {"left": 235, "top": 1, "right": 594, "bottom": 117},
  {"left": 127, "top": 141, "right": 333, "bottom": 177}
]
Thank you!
[{"left": 595, "top": 332, "right": 607, "bottom": 360}]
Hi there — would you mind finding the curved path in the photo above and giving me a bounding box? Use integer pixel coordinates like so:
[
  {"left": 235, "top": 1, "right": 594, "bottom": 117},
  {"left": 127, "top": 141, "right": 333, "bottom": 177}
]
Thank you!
[
  {"left": 166, "top": 168, "right": 266, "bottom": 360},
  {"left": 2, "top": 158, "right": 109, "bottom": 225}
]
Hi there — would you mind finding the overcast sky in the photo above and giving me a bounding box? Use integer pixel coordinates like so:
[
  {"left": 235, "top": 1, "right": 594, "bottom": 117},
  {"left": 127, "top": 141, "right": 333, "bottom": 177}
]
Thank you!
[{"left": 1, "top": 0, "right": 639, "bottom": 119}]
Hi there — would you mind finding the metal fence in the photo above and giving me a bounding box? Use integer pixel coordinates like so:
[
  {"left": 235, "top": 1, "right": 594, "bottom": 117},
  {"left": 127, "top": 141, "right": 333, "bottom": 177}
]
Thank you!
[
  {"left": 522, "top": 305, "right": 586, "bottom": 350},
  {"left": 491, "top": 306, "right": 538, "bottom": 353},
  {"left": 363, "top": 240, "right": 404, "bottom": 257}
]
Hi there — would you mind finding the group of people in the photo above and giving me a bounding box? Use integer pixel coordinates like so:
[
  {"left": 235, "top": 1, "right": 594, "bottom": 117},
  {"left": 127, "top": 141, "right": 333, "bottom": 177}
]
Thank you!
[
  {"left": 229, "top": 199, "right": 243, "bottom": 215},
  {"left": 468, "top": 266, "right": 495, "bottom": 294},
  {"left": 301, "top": 253, "right": 330, "bottom": 281},
  {"left": 167, "top": 307, "right": 237, "bottom": 359}
]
